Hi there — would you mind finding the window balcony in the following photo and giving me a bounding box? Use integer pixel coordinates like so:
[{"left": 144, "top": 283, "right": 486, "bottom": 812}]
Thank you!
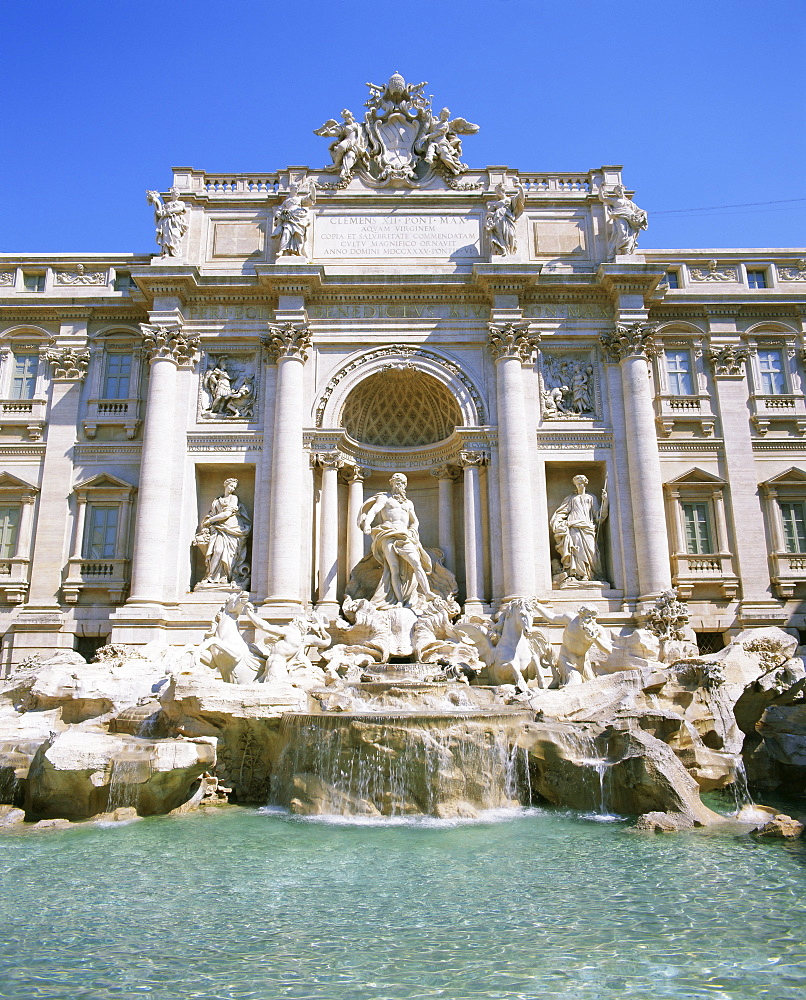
[
  {"left": 62, "top": 556, "right": 129, "bottom": 604},
  {"left": 0, "top": 398, "right": 47, "bottom": 440},
  {"left": 83, "top": 397, "right": 140, "bottom": 439},
  {"left": 749, "top": 394, "right": 806, "bottom": 436},
  {"left": 654, "top": 393, "right": 716, "bottom": 437},
  {"left": 0, "top": 556, "right": 30, "bottom": 604},
  {"left": 670, "top": 551, "right": 739, "bottom": 600}
]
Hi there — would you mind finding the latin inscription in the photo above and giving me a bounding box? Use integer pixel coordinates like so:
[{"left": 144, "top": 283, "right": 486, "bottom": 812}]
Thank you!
[
  {"left": 309, "top": 303, "right": 489, "bottom": 320},
  {"left": 314, "top": 215, "right": 480, "bottom": 259},
  {"left": 188, "top": 305, "right": 271, "bottom": 320}
]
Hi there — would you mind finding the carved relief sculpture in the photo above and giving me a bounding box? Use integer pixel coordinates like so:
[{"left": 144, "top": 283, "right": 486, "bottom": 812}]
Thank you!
[
  {"left": 484, "top": 180, "right": 526, "bottom": 255},
  {"left": 271, "top": 179, "right": 316, "bottom": 257},
  {"left": 146, "top": 187, "right": 189, "bottom": 258},
  {"left": 690, "top": 260, "right": 739, "bottom": 282},
  {"left": 46, "top": 347, "right": 90, "bottom": 380},
  {"left": 540, "top": 354, "right": 596, "bottom": 418},
  {"left": 599, "top": 183, "right": 647, "bottom": 257},
  {"left": 358, "top": 473, "right": 438, "bottom": 610},
  {"left": 779, "top": 259, "right": 806, "bottom": 282},
  {"left": 194, "top": 478, "right": 252, "bottom": 589},
  {"left": 550, "top": 474, "right": 608, "bottom": 585},
  {"left": 201, "top": 355, "right": 255, "bottom": 418},
  {"left": 55, "top": 263, "right": 107, "bottom": 285}
]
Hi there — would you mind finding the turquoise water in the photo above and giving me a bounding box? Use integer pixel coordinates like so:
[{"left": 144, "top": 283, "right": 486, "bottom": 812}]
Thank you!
[{"left": 1, "top": 806, "right": 805, "bottom": 1000}]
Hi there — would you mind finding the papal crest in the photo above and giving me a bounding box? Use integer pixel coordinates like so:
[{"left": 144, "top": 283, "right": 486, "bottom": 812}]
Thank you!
[{"left": 314, "top": 72, "right": 479, "bottom": 189}]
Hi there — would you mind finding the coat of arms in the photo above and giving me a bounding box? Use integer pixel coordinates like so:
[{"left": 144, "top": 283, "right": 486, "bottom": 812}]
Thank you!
[{"left": 314, "top": 73, "right": 479, "bottom": 189}]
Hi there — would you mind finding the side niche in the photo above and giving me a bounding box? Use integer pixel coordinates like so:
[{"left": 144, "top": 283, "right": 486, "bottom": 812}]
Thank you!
[
  {"left": 191, "top": 467, "right": 255, "bottom": 592},
  {"left": 538, "top": 350, "right": 599, "bottom": 420},
  {"left": 545, "top": 463, "right": 610, "bottom": 590},
  {"left": 198, "top": 351, "right": 259, "bottom": 422}
]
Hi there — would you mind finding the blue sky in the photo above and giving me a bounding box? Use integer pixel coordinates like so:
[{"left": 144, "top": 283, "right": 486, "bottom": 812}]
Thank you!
[{"left": 2, "top": 0, "right": 804, "bottom": 253}]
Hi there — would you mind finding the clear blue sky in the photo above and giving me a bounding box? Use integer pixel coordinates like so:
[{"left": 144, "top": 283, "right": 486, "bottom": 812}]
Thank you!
[{"left": 2, "top": 0, "right": 804, "bottom": 253}]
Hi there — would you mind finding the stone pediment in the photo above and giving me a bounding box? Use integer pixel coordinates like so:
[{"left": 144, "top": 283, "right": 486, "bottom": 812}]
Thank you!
[
  {"left": 73, "top": 473, "right": 136, "bottom": 493},
  {"left": 667, "top": 468, "right": 727, "bottom": 487},
  {"left": 0, "top": 471, "right": 38, "bottom": 494},
  {"left": 761, "top": 467, "right": 806, "bottom": 488}
]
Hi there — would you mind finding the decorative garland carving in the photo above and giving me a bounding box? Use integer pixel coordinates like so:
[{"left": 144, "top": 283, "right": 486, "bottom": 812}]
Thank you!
[
  {"left": 315, "top": 346, "right": 486, "bottom": 427},
  {"left": 708, "top": 345, "right": 748, "bottom": 377},
  {"left": 46, "top": 347, "right": 91, "bottom": 380}
]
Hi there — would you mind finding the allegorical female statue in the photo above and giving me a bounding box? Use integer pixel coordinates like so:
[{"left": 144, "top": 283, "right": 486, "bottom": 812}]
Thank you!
[
  {"left": 146, "top": 187, "right": 189, "bottom": 257},
  {"left": 598, "top": 183, "right": 648, "bottom": 257},
  {"left": 194, "top": 478, "right": 252, "bottom": 589},
  {"left": 271, "top": 179, "right": 316, "bottom": 257},
  {"left": 550, "top": 474, "right": 608, "bottom": 584},
  {"left": 484, "top": 180, "right": 526, "bottom": 255}
]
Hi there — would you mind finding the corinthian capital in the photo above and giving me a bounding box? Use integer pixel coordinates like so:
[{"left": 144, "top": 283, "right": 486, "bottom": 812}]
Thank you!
[
  {"left": 487, "top": 322, "right": 540, "bottom": 362},
  {"left": 140, "top": 322, "right": 200, "bottom": 366},
  {"left": 46, "top": 347, "right": 91, "bottom": 381},
  {"left": 263, "top": 323, "right": 312, "bottom": 364},
  {"left": 708, "top": 344, "right": 748, "bottom": 377},
  {"left": 313, "top": 449, "right": 345, "bottom": 470},
  {"left": 600, "top": 322, "right": 658, "bottom": 363}
]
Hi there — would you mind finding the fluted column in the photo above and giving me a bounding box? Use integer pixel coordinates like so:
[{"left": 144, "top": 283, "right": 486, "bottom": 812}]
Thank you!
[
  {"left": 488, "top": 323, "right": 540, "bottom": 599},
  {"left": 128, "top": 322, "right": 199, "bottom": 605},
  {"left": 430, "top": 464, "right": 458, "bottom": 573},
  {"left": 345, "top": 464, "right": 368, "bottom": 579},
  {"left": 315, "top": 450, "right": 344, "bottom": 618},
  {"left": 459, "top": 451, "right": 488, "bottom": 614},
  {"left": 601, "top": 323, "right": 671, "bottom": 601},
  {"left": 263, "top": 323, "right": 311, "bottom": 613}
]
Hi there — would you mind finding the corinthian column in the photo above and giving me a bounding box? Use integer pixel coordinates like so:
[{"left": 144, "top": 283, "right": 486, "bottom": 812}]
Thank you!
[
  {"left": 128, "top": 322, "right": 199, "bottom": 604},
  {"left": 488, "top": 323, "right": 540, "bottom": 599},
  {"left": 601, "top": 322, "right": 671, "bottom": 601},
  {"left": 459, "top": 451, "right": 488, "bottom": 614},
  {"left": 430, "top": 464, "right": 458, "bottom": 573},
  {"left": 314, "top": 450, "right": 344, "bottom": 619},
  {"left": 344, "top": 464, "right": 368, "bottom": 579},
  {"left": 263, "top": 323, "right": 311, "bottom": 613}
]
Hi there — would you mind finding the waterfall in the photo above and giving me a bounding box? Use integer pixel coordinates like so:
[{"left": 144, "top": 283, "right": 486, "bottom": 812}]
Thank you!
[
  {"left": 107, "top": 756, "right": 151, "bottom": 812},
  {"left": 552, "top": 727, "right": 613, "bottom": 815},
  {"left": 730, "top": 757, "right": 754, "bottom": 811},
  {"left": 272, "top": 712, "right": 534, "bottom": 818}
]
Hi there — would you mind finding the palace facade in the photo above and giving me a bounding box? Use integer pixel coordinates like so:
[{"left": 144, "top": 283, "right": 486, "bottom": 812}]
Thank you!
[{"left": 1, "top": 75, "right": 805, "bottom": 669}]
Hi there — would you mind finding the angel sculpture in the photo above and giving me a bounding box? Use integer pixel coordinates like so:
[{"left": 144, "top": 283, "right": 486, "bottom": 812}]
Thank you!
[
  {"left": 416, "top": 107, "right": 479, "bottom": 177},
  {"left": 314, "top": 109, "right": 368, "bottom": 182}
]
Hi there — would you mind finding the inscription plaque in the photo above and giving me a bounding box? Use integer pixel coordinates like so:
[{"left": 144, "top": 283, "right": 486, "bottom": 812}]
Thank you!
[
  {"left": 314, "top": 214, "right": 480, "bottom": 259},
  {"left": 212, "top": 222, "right": 265, "bottom": 258}
]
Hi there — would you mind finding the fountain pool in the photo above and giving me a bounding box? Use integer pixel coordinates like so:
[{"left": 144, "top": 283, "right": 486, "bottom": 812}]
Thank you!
[{"left": 1, "top": 806, "right": 804, "bottom": 999}]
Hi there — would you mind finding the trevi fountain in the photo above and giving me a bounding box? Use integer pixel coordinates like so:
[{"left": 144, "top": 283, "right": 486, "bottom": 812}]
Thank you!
[{"left": 1, "top": 73, "right": 805, "bottom": 999}]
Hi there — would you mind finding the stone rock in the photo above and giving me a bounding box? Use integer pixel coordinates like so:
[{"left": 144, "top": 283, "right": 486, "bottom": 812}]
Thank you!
[
  {"left": 632, "top": 811, "right": 695, "bottom": 833},
  {"left": 603, "top": 628, "right": 662, "bottom": 673},
  {"left": 0, "top": 804, "right": 25, "bottom": 827},
  {"left": 735, "top": 803, "right": 804, "bottom": 838},
  {"left": 31, "top": 818, "right": 72, "bottom": 830},
  {"left": 25, "top": 729, "right": 216, "bottom": 820},
  {"left": 93, "top": 806, "right": 140, "bottom": 824}
]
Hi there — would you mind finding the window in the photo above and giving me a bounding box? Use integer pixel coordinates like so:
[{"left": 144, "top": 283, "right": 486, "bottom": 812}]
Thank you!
[
  {"left": 665, "top": 350, "right": 694, "bottom": 395},
  {"left": 0, "top": 506, "right": 19, "bottom": 559},
  {"left": 11, "top": 353, "right": 38, "bottom": 399},
  {"left": 103, "top": 353, "right": 132, "bottom": 399},
  {"left": 23, "top": 273, "right": 45, "bottom": 292},
  {"left": 758, "top": 348, "right": 785, "bottom": 394},
  {"left": 682, "top": 501, "right": 713, "bottom": 554},
  {"left": 747, "top": 270, "right": 767, "bottom": 289},
  {"left": 664, "top": 270, "right": 679, "bottom": 289},
  {"left": 780, "top": 501, "right": 806, "bottom": 554},
  {"left": 84, "top": 506, "right": 119, "bottom": 559}
]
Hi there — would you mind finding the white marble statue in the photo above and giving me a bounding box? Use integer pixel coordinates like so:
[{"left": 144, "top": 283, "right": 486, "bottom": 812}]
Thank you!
[
  {"left": 249, "top": 611, "right": 331, "bottom": 686},
  {"left": 146, "top": 187, "right": 189, "bottom": 258},
  {"left": 358, "top": 473, "right": 438, "bottom": 610},
  {"left": 531, "top": 602, "right": 612, "bottom": 686},
  {"left": 272, "top": 179, "right": 316, "bottom": 257},
  {"left": 454, "top": 599, "right": 555, "bottom": 692},
  {"left": 314, "top": 109, "right": 367, "bottom": 181},
  {"left": 550, "top": 475, "right": 608, "bottom": 584},
  {"left": 194, "top": 479, "right": 251, "bottom": 589},
  {"left": 196, "top": 592, "right": 262, "bottom": 684},
  {"left": 484, "top": 180, "right": 526, "bottom": 255},
  {"left": 599, "top": 183, "right": 647, "bottom": 257}
]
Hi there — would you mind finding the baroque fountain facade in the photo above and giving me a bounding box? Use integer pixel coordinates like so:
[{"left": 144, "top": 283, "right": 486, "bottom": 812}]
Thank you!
[{"left": 1, "top": 74, "right": 806, "bottom": 830}]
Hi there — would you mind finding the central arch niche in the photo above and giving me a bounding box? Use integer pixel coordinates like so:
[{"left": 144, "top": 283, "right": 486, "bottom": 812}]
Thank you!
[{"left": 341, "top": 366, "right": 463, "bottom": 447}]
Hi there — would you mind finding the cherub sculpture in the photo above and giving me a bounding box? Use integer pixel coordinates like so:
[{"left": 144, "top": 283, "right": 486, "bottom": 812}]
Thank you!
[{"left": 417, "top": 108, "right": 479, "bottom": 177}]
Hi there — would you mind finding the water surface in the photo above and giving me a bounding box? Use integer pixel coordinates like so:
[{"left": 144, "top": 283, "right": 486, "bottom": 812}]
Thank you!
[{"left": 1, "top": 806, "right": 804, "bottom": 999}]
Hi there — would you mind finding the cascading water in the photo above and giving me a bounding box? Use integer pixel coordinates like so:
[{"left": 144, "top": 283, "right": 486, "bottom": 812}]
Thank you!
[
  {"left": 107, "top": 756, "right": 151, "bottom": 811},
  {"left": 271, "top": 712, "right": 534, "bottom": 818}
]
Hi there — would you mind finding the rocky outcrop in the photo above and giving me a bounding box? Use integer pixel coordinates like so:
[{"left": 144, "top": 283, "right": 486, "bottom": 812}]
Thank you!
[{"left": 24, "top": 730, "right": 216, "bottom": 820}]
